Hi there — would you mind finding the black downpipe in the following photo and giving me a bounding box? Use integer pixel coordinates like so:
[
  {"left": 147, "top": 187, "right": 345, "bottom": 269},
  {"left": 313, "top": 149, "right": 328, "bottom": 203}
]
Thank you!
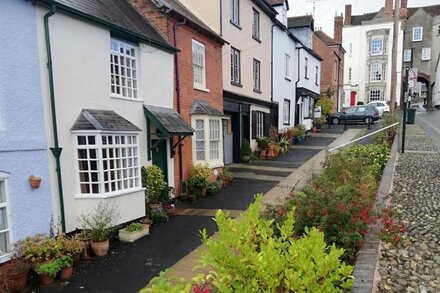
[
  {"left": 295, "top": 46, "right": 303, "bottom": 126},
  {"left": 271, "top": 24, "right": 275, "bottom": 102},
  {"left": 44, "top": 5, "right": 66, "bottom": 233},
  {"left": 220, "top": 0, "right": 223, "bottom": 36},
  {"left": 173, "top": 19, "right": 187, "bottom": 187}
]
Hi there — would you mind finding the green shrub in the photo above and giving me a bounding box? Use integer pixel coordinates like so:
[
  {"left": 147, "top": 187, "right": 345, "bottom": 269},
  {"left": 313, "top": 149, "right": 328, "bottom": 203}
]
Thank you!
[
  {"left": 15, "top": 234, "right": 61, "bottom": 263},
  {"left": 142, "top": 165, "right": 167, "bottom": 204},
  {"left": 187, "top": 163, "right": 211, "bottom": 189},
  {"left": 317, "top": 91, "right": 334, "bottom": 116},
  {"left": 34, "top": 260, "right": 61, "bottom": 277},
  {"left": 240, "top": 138, "right": 252, "bottom": 158},
  {"left": 151, "top": 210, "right": 169, "bottom": 224},
  {"left": 125, "top": 222, "right": 145, "bottom": 232},
  {"left": 256, "top": 137, "right": 269, "bottom": 150},
  {"left": 78, "top": 202, "right": 120, "bottom": 243},
  {"left": 56, "top": 255, "right": 73, "bottom": 268}
]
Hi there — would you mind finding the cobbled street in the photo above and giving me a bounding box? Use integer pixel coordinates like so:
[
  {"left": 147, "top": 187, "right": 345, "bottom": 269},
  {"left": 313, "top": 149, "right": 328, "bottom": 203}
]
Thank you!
[{"left": 378, "top": 123, "right": 440, "bottom": 292}]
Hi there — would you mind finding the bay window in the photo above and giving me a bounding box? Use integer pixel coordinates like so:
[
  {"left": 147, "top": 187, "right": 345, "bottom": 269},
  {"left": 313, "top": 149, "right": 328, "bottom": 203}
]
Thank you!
[{"left": 192, "top": 117, "right": 223, "bottom": 167}]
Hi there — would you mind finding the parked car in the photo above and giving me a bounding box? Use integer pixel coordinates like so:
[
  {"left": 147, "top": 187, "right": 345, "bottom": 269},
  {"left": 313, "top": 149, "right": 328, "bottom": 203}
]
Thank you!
[
  {"left": 328, "top": 105, "right": 380, "bottom": 125},
  {"left": 367, "top": 101, "right": 390, "bottom": 117}
]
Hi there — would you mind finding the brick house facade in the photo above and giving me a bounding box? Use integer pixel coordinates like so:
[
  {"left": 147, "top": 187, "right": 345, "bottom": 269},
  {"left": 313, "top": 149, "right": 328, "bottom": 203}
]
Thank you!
[
  {"left": 313, "top": 25, "right": 345, "bottom": 112},
  {"left": 130, "top": 0, "right": 225, "bottom": 194}
]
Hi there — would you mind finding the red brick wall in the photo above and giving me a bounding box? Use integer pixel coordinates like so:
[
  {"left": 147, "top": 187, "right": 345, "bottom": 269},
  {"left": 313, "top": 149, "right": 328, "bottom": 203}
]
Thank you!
[
  {"left": 130, "top": 0, "right": 224, "bottom": 194},
  {"left": 313, "top": 33, "right": 344, "bottom": 112}
]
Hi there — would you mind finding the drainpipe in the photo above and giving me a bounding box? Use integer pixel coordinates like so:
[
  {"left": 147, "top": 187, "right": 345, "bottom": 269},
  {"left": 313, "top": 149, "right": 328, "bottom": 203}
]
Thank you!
[
  {"left": 173, "top": 19, "right": 187, "bottom": 188},
  {"left": 44, "top": 5, "right": 66, "bottom": 233},
  {"left": 271, "top": 24, "right": 275, "bottom": 102},
  {"left": 295, "top": 46, "right": 303, "bottom": 126},
  {"left": 333, "top": 51, "right": 342, "bottom": 112}
]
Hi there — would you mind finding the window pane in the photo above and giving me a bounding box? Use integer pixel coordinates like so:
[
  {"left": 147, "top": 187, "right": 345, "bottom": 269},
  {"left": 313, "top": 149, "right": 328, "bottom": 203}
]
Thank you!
[
  {"left": 0, "top": 182, "right": 5, "bottom": 203},
  {"left": 77, "top": 136, "right": 87, "bottom": 145},
  {"left": 0, "top": 232, "right": 9, "bottom": 255},
  {"left": 0, "top": 208, "right": 7, "bottom": 230}
]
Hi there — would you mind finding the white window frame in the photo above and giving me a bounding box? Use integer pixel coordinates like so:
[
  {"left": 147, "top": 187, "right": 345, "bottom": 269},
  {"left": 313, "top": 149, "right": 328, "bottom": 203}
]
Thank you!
[
  {"left": 315, "top": 66, "right": 319, "bottom": 85},
  {"left": 369, "top": 90, "right": 382, "bottom": 102},
  {"left": 253, "top": 59, "right": 261, "bottom": 92},
  {"left": 252, "top": 8, "right": 260, "bottom": 40},
  {"left": 421, "top": 48, "right": 431, "bottom": 61},
  {"left": 403, "top": 49, "right": 412, "bottom": 62},
  {"left": 110, "top": 39, "right": 138, "bottom": 100},
  {"left": 73, "top": 132, "right": 142, "bottom": 198},
  {"left": 370, "top": 63, "right": 382, "bottom": 82},
  {"left": 231, "top": 47, "right": 241, "bottom": 84},
  {"left": 256, "top": 111, "right": 264, "bottom": 138},
  {"left": 370, "top": 38, "right": 383, "bottom": 56},
  {"left": 192, "top": 116, "right": 224, "bottom": 168},
  {"left": 192, "top": 39, "right": 207, "bottom": 90},
  {"left": 231, "top": 0, "right": 240, "bottom": 26},
  {"left": 348, "top": 67, "right": 352, "bottom": 82},
  {"left": 349, "top": 43, "right": 352, "bottom": 57},
  {"left": 283, "top": 100, "right": 290, "bottom": 125},
  {"left": 412, "top": 27, "right": 423, "bottom": 42},
  {"left": 285, "top": 54, "right": 290, "bottom": 79},
  {"left": 0, "top": 173, "right": 12, "bottom": 263}
]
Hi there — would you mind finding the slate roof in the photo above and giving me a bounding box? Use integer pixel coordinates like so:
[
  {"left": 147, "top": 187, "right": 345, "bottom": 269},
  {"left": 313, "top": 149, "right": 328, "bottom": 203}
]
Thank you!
[
  {"left": 266, "top": 0, "right": 288, "bottom": 10},
  {"left": 143, "top": 105, "right": 194, "bottom": 136},
  {"left": 190, "top": 100, "right": 224, "bottom": 116},
  {"left": 287, "top": 15, "right": 314, "bottom": 29},
  {"left": 315, "top": 30, "right": 339, "bottom": 46},
  {"left": 408, "top": 4, "right": 440, "bottom": 17},
  {"left": 36, "top": 0, "right": 174, "bottom": 51},
  {"left": 71, "top": 109, "right": 141, "bottom": 132},
  {"left": 350, "top": 12, "right": 378, "bottom": 26}
]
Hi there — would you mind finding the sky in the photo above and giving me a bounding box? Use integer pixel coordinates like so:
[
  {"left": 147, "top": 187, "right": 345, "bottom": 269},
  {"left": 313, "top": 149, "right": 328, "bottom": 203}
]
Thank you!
[{"left": 287, "top": 0, "right": 440, "bottom": 38}]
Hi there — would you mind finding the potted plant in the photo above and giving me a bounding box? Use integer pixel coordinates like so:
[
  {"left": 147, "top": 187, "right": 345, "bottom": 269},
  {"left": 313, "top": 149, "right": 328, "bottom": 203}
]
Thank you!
[
  {"left": 220, "top": 168, "right": 234, "bottom": 187},
  {"left": 187, "top": 163, "right": 210, "bottom": 197},
  {"left": 257, "top": 137, "right": 269, "bottom": 159},
  {"left": 57, "top": 255, "right": 74, "bottom": 281},
  {"left": 142, "top": 165, "right": 167, "bottom": 210},
  {"left": 240, "top": 139, "right": 252, "bottom": 163},
  {"left": 151, "top": 210, "right": 169, "bottom": 224},
  {"left": 78, "top": 202, "right": 120, "bottom": 257},
  {"left": 56, "top": 235, "right": 85, "bottom": 264},
  {"left": 119, "top": 222, "right": 150, "bottom": 243},
  {"left": 278, "top": 136, "right": 290, "bottom": 152},
  {"left": 14, "top": 234, "right": 61, "bottom": 264},
  {"left": 0, "top": 259, "right": 31, "bottom": 292},
  {"left": 75, "top": 228, "right": 92, "bottom": 260},
  {"left": 34, "top": 260, "right": 61, "bottom": 285},
  {"left": 206, "top": 182, "right": 220, "bottom": 196}
]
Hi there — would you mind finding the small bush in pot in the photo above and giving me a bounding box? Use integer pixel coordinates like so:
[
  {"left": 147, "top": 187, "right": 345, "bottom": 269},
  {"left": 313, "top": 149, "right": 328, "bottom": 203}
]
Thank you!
[
  {"left": 57, "top": 255, "right": 74, "bottom": 281},
  {"left": 34, "top": 260, "right": 61, "bottom": 285},
  {"left": 187, "top": 163, "right": 210, "bottom": 197},
  {"left": 151, "top": 210, "right": 169, "bottom": 224},
  {"left": 56, "top": 235, "right": 85, "bottom": 264},
  {"left": 78, "top": 202, "right": 120, "bottom": 257},
  {"left": 14, "top": 234, "right": 61, "bottom": 264},
  {"left": 142, "top": 165, "right": 167, "bottom": 205}
]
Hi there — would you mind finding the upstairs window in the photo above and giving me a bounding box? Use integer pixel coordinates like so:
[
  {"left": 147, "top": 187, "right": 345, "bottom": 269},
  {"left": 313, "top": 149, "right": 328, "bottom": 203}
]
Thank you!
[
  {"left": 285, "top": 54, "right": 290, "bottom": 79},
  {"left": 348, "top": 67, "right": 352, "bottom": 82},
  {"left": 422, "top": 48, "right": 431, "bottom": 61},
  {"left": 192, "top": 40, "right": 207, "bottom": 90},
  {"left": 370, "top": 38, "right": 383, "bottom": 55},
  {"left": 231, "top": 47, "right": 241, "bottom": 85},
  {"left": 304, "top": 57, "right": 308, "bottom": 79},
  {"left": 231, "top": 0, "right": 240, "bottom": 26},
  {"left": 412, "top": 27, "right": 423, "bottom": 42},
  {"left": 369, "top": 90, "right": 382, "bottom": 102},
  {"left": 110, "top": 39, "right": 138, "bottom": 99},
  {"left": 403, "top": 49, "right": 412, "bottom": 62},
  {"left": 370, "top": 63, "right": 382, "bottom": 82},
  {"left": 316, "top": 66, "right": 319, "bottom": 85},
  {"left": 333, "top": 61, "right": 337, "bottom": 80},
  {"left": 252, "top": 9, "right": 260, "bottom": 40},
  {"left": 253, "top": 59, "right": 261, "bottom": 92}
]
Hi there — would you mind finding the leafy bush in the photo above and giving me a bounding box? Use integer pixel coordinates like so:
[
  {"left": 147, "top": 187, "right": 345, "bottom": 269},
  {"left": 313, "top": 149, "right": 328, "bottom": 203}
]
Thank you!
[
  {"left": 240, "top": 138, "right": 252, "bottom": 158},
  {"left": 316, "top": 94, "right": 333, "bottom": 116},
  {"left": 56, "top": 255, "right": 73, "bottom": 268},
  {"left": 78, "top": 202, "right": 120, "bottom": 243},
  {"left": 34, "top": 260, "right": 61, "bottom": 277},
  {"left": 343, "top": 144, "right": 389, "bottom": 179},
  {"left": 142, "top": 165, "right": 167, "bottom": 204},
  {"left": 56, "top": 234, "right": 85, "bottom": 256},
  {"left": 256, "top": 137, "right": 269, "bottom": 150},
  {"left": 187, "top": 163, "right": 211, "bottom": 189},
  {"left": 151, "top": 210, "right": 169, "bottom": 224},
  {"left": 146, "top": 196, "right": 354, "bottom": 292},
  {"left": 382, "top": 113, "right": 399, "bottom": 137},
  {"left": 14, "top": 234, "right": 61, "bottom": 263},
  {"left": 125, "top": 223, "right": 145, "bottom": 232}
]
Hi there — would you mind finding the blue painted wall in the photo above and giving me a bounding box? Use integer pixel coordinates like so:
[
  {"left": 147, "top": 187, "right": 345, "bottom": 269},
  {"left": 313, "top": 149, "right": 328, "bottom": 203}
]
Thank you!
[{"left": 0, "top": 0, "right": 53, "bottom": 242}]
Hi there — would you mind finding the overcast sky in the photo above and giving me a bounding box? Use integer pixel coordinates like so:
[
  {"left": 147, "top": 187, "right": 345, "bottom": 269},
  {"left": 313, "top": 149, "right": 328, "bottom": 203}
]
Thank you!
[{"left": 287, "top": 0, "right": 440, "bottom": 37}]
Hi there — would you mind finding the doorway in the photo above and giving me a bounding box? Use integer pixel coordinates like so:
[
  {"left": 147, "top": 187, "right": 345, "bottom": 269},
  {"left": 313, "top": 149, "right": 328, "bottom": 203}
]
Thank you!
[
  {"left": 151, "top": 139, "right": 168, "bottom": 183},
  {"left": 350, "top": 91, "right": 357, "bottom": 106}
]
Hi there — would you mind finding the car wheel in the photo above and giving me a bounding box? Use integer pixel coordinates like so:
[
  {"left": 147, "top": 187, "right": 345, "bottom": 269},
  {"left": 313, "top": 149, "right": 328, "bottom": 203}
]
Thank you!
[
  {"left": 365, "top": 117, "right": 372, "bottom": 125},
  {"left": 332, "top": 117, "right": 340, "bottom": 125}
]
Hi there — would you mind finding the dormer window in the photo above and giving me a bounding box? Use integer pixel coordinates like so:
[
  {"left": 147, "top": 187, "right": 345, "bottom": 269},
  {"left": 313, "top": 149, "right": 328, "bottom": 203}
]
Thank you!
[{"left": 110, "top": 39, "right": 138, "bottom": 100}]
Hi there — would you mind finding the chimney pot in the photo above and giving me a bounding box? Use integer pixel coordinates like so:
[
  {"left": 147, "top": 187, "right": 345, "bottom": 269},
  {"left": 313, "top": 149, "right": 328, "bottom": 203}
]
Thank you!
[
  {"left": 344, "top": 4, "right": 352, "bottom": 25},
  {"left": 334, "top": 15, "right": 343, "bottom": 44},
  {"left": 384, "top": 0, "right": 393, "bottom": 18}
]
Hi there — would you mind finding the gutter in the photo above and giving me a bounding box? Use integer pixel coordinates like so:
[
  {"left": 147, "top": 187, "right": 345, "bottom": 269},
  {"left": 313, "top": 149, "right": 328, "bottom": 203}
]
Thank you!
[
  {"left": 173, "top": 18, "right": 187, "bottom": 189},
  {"left": 44, "top": 5, "right": 66, "bottom": 233}
]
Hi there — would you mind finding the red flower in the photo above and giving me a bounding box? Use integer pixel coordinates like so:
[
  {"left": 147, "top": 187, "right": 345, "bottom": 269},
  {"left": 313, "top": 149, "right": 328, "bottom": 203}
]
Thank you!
[
  {"left": 361, "top": 229, "right": 366, "bottom": 236},
  {"left": 203, "top": 288, "right": 210, "bottom": 293},
  {"left": 306, "top": 211, "right": 313, "bottom": 219},
  {"left": 194, "top": 287, "right": 200, "bottom": 293}
]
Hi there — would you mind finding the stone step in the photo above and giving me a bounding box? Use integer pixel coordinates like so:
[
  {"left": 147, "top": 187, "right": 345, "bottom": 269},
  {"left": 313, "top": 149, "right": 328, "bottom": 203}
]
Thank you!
[
  {"left": 228, "top": 163, "right": 295, "bottom": 173},
  {"left": 231, "top": 172, "right": 285, "bottom": 182}
]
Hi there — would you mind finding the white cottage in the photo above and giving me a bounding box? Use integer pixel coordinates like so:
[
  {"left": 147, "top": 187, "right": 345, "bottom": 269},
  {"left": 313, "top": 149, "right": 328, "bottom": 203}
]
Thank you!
[{"left": 34, "top": 0, "right": 191, "bottom": 233}]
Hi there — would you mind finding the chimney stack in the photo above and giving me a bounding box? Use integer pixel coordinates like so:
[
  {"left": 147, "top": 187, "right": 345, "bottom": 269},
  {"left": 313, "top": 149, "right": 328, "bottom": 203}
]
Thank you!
[
  {"left": 344, "top": 4, "right": 352, "bottom": 25},
  {"left": 400, "top": 0, "right": 409, "bottom": 18},
  {"left": 384, "top": 0, "right": 393, "bottom": 19},
  {"left": 334, "top": 15, "right": 343, "bottom": 44}
]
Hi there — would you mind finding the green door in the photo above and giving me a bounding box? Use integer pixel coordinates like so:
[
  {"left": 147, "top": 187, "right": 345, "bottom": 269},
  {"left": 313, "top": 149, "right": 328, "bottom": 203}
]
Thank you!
[{"left": 151, "top": 139, "right": 168, "bottom": 183}]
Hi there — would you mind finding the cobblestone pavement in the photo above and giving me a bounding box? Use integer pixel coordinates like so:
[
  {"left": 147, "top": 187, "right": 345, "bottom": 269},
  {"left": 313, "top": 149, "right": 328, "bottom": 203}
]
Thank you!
[{"left": 378, "top": 124, "right": 440, "bottom": 292}]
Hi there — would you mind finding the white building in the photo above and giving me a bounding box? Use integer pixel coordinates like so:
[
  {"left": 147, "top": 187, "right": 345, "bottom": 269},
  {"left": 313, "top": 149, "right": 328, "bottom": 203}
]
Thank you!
[
  {"left": 34, "top": 0, "right": 190, "bottom": 233},
  {"left": 342, "top": 2, "right": 403, "bottom": 107},
  {"left": 433, "top": 54, "right": 440, "bottom": 108}
]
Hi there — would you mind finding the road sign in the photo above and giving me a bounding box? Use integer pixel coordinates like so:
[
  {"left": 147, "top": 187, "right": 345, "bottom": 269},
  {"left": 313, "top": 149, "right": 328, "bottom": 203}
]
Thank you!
[{"left": 408, "top": 68, "right": 417, "bottom": 89}]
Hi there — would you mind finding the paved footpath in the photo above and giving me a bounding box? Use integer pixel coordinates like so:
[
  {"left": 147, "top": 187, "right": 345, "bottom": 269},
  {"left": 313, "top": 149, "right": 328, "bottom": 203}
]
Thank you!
[{"left": 378, "top": 122, "right": 440, "bottom": 292}]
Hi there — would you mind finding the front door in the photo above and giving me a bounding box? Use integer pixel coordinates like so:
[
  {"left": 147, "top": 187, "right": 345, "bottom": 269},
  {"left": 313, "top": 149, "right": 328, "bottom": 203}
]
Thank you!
[
  {"left": 151, "top": 139, "right": 168, "bottom": 183},
  {"left": 223, "top": 119, "right": 233, "bottom": 165},
  {"left": 350, "top": 91, "right": 357, "bottom": 106}
]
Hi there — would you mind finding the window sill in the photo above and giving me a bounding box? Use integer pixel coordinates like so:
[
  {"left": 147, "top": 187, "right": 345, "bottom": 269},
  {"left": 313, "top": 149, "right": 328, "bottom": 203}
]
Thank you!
[
  {"left": 75, "top": 187, "right": 145, "bottom": 200},
  {"left": 252, "top": 36, "right": 261, "bottom": 43},
  {"left": 231, "top": 82, "right": 243, "bottom": 88},
  {"left": 253, "top": 89, "right": 262, "bottom": 94},
  {"left": 230, "top": 20, "right": 242, "bottom": 30},
  {"left": 110, "top": 95, "right": 144, "bottom": 103},
  {"left": 193, "top": 160, "right": 224, "bottom": 169},
  {"left": 285, "top": 77, "right": 291, "bottom": 82},
  {"left": 283, "top": 122, "right": 290, "bottom": 126},
  {"left": 194, "top": 86, "right": 210, "bottom": 93},
  {"left": 412, "top": 40, "right": 422, "bottom": 42}
]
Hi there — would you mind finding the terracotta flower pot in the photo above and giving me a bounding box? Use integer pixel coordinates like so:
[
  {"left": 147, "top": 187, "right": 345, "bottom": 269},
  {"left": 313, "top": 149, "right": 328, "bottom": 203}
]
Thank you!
[
  {"left": 259, "top": 150, "right": 267, "bottom": 159},
  {"left": 91, "top": 239, "right": 109, "bottom": 257},
  {"left": 311, "top": 127, "right": 317, "bottom": 133},
  {"left": 0, "top": 262, "right": 30, "bottom": 292},
  {"left": 28, "top": 175, "right": 42, "bottom": 189},
  {"left": 76, "top": 235, "right": 92, "bottom": 260},
  {"left": 39, "top": 274, "right": 55, "bottom": 286},
  {"left": 60, "top": 266, "right": 73, "bottom": 281}
]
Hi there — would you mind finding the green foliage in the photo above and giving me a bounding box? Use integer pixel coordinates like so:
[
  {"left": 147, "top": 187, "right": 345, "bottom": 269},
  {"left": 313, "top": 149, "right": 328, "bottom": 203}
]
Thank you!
[
  {"left": 206, "top": 182, "right": 220, "bottom": 196},
  {"left": 142, "top": 165, "right": 167, "bottom": 204},
  {"left": 220, "top": 168, "right": 234, "bottom": 182},
  {"left": 343, "top": 144, "right": 389, "bottom": 179},
  {"left": 78, "top": 202, "right": 120, "bottom": 243},
  {"left": 56, "top": 235, "right": 85, "bottom": 256},
  {"left": 188, "top": 163, "right": 211, "bottom": 189},
  {"left": 317, "top": 92, "right": 334, "bottom": 116},
  {"left": 141, "top": 272, "right": 193, "bottom": 293},
  {"left": 240, "top": 138, "right": 252, "bottom": 157},
  {"left": 256, "top": 137, "right": 269, "bottom": 150},
  {"left": 34, "top": 260, "right": 61, "bottom": 277},
  {"left": 151, "top": 210, "right": 169, "bottom": 224},
  {"left": 14, "top": 234, "right": 61, "bottom": 263},
  {"left": 125, "top": 223, "right": 145, "bottom": 232},
  {"left": 56, "top": 255, "right": 73, "bottom": 268},
  {"left": 278, "top": 136, "right": 290, "bottom": 149},
  {"left": 382, "top": 113, "right": 399, "bottom": 137}
]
